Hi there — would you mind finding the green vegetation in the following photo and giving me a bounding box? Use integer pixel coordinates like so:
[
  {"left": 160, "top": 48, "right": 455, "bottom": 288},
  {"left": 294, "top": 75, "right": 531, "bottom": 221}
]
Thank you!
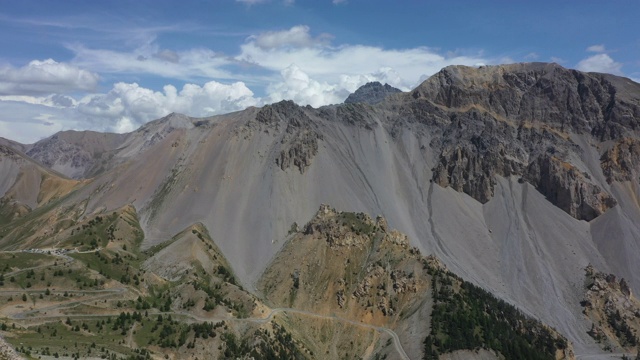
[
  {"left": 71, "top": 250, "right": 144, "bottom": 286},
  {"left": 6, "top": 319, "right": 149, "bottom": 359},
  {"left": 606, "top": 309, "right": 638, "bottom": 347},
  {"left": 336, "top": 212, "right": 376, "bottom": 236},
  {"left": 221, "top": 324, "right": 305, "bottom": 360},
  {"left": 64, "top": 209, "right": 144, "bottom": 252},
  {"left": 0, "top": 252, "right": 54, "bottom": 270},
  {"left": 422, "top": 265, "right": 567, "bottom": 360}
]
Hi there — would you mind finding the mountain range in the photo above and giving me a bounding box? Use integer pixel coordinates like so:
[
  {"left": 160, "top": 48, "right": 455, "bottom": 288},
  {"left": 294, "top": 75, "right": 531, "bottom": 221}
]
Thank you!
[{"left": 1, "top": 62, "right": 640, "bottom": 359}]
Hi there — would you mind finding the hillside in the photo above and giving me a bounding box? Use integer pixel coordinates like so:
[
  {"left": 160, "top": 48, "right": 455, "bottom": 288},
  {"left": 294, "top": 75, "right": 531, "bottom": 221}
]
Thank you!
[
  {"left": 0, "top": 206, "right": 574, "bottom": 359},
  {"left": 1, "top": 62, "right": 640, "bottom": 357},
  {"left": 259, "top": 205, "right": 573, "bottom": 360}
]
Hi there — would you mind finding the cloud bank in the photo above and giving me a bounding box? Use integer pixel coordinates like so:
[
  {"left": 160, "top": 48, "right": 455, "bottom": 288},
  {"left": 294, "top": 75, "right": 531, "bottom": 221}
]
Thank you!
[{"left": 0, "top": 59, "right": 99, "bottom": 95}]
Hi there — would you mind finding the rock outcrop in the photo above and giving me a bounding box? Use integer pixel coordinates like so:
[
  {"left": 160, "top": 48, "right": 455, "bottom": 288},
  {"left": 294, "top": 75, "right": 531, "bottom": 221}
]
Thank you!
[
  {"left": 413, "top": 63, "right": 640, "bottom": 139},
  {"left": 581, "top": 265, "right": 640, "bottom": 352},
  {"left": 601, "top": 137, "right": 640, "bottom": 183},
  {"left": 255, "top": 100, "right": 322, "bottom": 174}
]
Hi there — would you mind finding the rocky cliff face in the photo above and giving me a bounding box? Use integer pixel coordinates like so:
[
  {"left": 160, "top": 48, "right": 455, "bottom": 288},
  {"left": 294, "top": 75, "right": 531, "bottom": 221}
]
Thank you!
[
  {"left": 344, "top": 81, "right": 402, "bottom": 105},
  {"left": 409, "top": 63, "right": 640, "bottom": 220},
  {"left": 413, "top": 63, "right": 640, "bottom": 139}
]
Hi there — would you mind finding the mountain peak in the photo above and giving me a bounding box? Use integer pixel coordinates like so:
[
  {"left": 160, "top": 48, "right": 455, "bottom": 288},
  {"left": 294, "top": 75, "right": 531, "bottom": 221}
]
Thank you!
[{"left": 344, "top": 81, "right": 402, "bottom": 105}]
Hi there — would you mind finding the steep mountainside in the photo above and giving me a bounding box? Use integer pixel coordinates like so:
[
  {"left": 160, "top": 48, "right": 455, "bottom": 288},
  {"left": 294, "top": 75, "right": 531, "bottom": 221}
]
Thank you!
[{"left": 2, "top": 62, "right": 640, "bottom": 358}]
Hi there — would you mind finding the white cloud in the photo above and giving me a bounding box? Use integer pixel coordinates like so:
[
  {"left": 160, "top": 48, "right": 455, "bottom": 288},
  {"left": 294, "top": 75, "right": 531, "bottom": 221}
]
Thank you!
[
  {"left": 64, "top": 25, "right": 488, "bottom": 104},
  {"left": 68, "top": 44, "right": 236, "bottom": 81},
  {"left": 266, "top": 64, "right": 343, "bottom": 107},
  {"left": 0, "top": 59, "right": 99, "bottom": 95},
  {"left": 576, "top": 53, "right": 623, "bottom": 75},
  {"left": 333, "top": 0, "right": 347, "bottom": 4},
  {"left": 587, "top": 44, "right": 606, "bottom": 53},
  {"left": 266, "top": 65, "right": 410, "bottom": 107},
  {"left": 77, "top": 81, "right": 258, "bottom": 127},
  {"left": 249, "top": 25, "right": 332, "bottom": 49},
  {"left": 0, "top": 94, "right": 77, "bottom": 108},
  {"left": 524, "top": 52, "right": 539, "bottom": 60},
  {"left": 0, "top": 80, "right": 259, "bottom": 143},
  {"left": 238, "top": 26, "right": 488, "bottom": 90}
]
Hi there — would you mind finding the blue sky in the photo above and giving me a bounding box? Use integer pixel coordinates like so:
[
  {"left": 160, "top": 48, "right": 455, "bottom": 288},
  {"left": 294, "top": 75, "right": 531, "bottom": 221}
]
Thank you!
[{"left": 1, "top": 0, "right": 639, "bottom": 143}]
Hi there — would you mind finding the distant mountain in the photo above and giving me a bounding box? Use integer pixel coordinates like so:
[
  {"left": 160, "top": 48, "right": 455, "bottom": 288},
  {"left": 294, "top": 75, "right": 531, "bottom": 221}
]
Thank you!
[
  {"left": 2, "top": 62, "right": 640, "bottom": 358},
  {"left": 24, "top": 130, "right": 128, "bottom": 179},
  {"left": 344, "top": 81, "right": 402, "bottom": 104}
]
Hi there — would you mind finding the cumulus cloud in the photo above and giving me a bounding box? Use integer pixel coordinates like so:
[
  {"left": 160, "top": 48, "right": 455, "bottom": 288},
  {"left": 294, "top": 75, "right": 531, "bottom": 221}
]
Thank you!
[
  {"left": 77, "top": 81, "right": 258, "bottom": 127},
  {"left": 586, "top": 44, "right": 606, "bottom": 53},
  {"left": 0, "top": 80, "right": 259, "bottom": 143},
  {"left": 0, "top": 59, "right": 99, "bottom": 95},
  {"left": 576, "top": 53, "right": 623, "bottom": 75},
  {"left": 239, "top": 36, "right": 487, "bottom": 90},
  {"left": 266, "top": 64, "right": 409, "bottom": 107},
  {"left": 266, "top": 64, "right": 342, "bottom": 107}
]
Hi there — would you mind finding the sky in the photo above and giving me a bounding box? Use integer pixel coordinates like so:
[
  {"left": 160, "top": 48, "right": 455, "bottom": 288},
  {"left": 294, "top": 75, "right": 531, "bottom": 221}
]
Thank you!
[{"left": 0, "top": 0, "right": 639, "bottom": 143}]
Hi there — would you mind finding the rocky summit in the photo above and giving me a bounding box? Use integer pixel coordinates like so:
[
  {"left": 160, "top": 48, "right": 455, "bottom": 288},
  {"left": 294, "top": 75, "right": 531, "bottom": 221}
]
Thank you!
[
  {"left": 344, "top": 81, "right": 402, "bottom": 105},
  {"left": 1, "top": 62, "right": 640, "bottom": 359}
]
